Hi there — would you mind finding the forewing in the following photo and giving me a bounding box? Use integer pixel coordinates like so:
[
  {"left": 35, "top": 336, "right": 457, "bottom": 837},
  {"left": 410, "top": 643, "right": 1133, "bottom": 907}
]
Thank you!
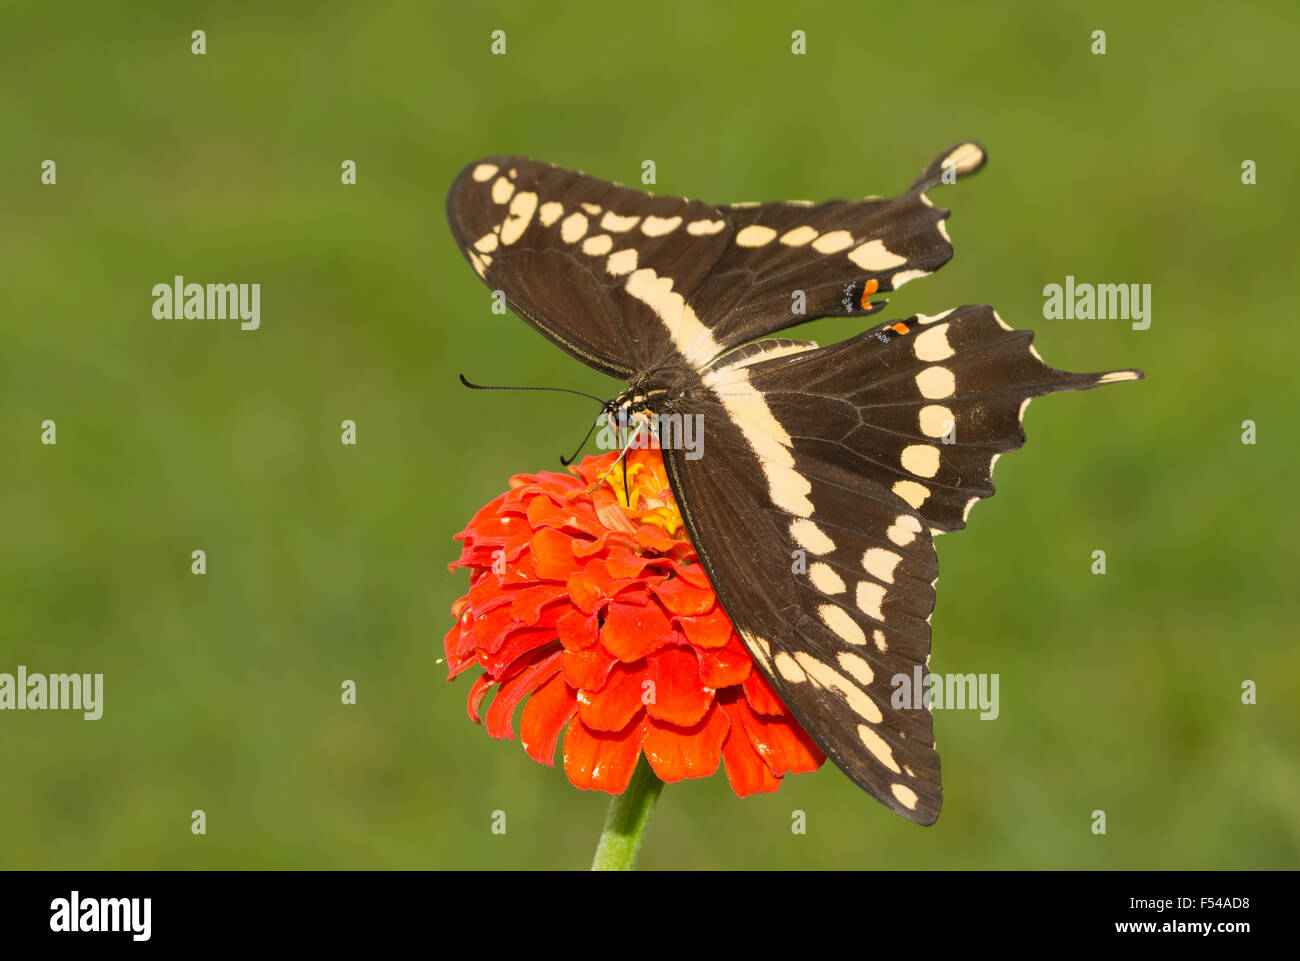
[
  {"left": 447, "top": 144, "right": 988, "bottom": 377},
  {"left": 690, "top": 142, "right": 988, "bottom": 351},
  {"left": 447, "top": 157, "right": 735, "bottom": 376}
]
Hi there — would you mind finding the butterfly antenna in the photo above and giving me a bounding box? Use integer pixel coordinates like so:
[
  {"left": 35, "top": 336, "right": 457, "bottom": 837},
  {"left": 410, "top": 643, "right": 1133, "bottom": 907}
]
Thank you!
[
  {"left": 559, "top": 415, "right": 603, "bottom": 466},
  {"left": 588, "top": 419, "right": 645, "bottom": 495},
  {"left": 459, "top": 374, "right": 606, "bottom": 405}
]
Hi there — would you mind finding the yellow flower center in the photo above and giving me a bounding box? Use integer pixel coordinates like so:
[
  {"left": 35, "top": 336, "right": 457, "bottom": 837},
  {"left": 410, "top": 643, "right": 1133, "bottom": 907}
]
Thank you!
[{"left": 603, "top": 454, "right": 685, "bottom": 539}]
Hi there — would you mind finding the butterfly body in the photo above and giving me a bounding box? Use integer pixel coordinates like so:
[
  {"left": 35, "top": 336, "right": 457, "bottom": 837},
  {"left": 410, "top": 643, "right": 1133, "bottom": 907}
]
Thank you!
[
  {"left": 447, "top": 144, "right": 1142, "bottom": 824},
  {"left": 607, "top": 375, "right": 685, "bottom": 416}
]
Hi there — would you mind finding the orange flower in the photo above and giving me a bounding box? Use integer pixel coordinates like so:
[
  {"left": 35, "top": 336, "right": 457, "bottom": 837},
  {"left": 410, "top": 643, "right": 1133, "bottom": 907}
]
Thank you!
[{"left": 445, "top": 448, "right": 825, "bottom": 795}]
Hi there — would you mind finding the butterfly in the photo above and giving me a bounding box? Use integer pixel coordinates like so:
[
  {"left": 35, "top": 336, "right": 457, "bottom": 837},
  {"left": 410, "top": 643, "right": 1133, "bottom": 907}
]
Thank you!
[{"left": 446, "top": 143, "right": 1142, "bottom": 824}]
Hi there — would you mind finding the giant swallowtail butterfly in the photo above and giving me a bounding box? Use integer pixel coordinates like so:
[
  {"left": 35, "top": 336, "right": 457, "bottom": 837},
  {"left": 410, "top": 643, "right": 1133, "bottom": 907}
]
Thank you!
[{"left": 447, "top": 143, "right": 1142, "bottom": 824}]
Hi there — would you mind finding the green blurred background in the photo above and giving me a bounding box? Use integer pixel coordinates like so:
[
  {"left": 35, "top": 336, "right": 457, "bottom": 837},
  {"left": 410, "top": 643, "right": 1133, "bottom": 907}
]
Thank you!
[{"left": 2, "top": 0, "right": 1296, "bottom": 869}]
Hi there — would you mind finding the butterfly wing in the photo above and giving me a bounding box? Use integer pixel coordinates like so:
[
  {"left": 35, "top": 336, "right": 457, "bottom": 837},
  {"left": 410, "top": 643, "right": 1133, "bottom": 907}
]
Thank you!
[
  {"left": 447, "top": 143, "right": 986, "bottom": 376},
  {"left": 446, "top": 156, "right": 735, "bottom": 376},
  {"left": 689, "top": 142, "right": 988, "bottom": 348},
  {"left": 755, "top": 305, "right": 1143, "bottom": 533},
  {"left": 661, "top": 307, "right": 1141, "bottom": 823}
]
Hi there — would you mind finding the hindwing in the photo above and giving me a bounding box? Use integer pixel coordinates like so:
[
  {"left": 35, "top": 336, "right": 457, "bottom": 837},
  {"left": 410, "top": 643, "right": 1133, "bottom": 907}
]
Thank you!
[{"left": 662, "top": 307, "right": 1140, "bottom": 822}]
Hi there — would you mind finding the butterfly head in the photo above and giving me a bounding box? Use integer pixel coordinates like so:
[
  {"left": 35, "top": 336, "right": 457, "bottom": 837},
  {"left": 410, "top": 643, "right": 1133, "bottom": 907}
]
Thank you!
[
  {"left": 603, "top": 367, "right": 691, "bottom": 428},
  {"left": 604, "top": 393, "right": 655, "bottom": 436}
]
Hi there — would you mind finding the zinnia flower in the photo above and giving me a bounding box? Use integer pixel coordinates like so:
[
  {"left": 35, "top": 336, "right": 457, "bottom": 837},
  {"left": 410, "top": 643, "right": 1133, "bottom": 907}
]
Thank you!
[{"left": 445, "top": 447, "right": 825, "bottom": 795}]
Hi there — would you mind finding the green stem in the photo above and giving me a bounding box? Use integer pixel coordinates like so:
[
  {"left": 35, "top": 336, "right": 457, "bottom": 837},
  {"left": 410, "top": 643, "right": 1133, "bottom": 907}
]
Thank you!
[{"left": 590, "top": 756, "right": 664, "bottom": 870}]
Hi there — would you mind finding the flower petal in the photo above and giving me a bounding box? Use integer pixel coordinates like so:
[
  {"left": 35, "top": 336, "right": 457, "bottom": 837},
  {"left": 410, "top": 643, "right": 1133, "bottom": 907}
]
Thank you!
[
  {"left": 509, "top": 583, "right": 567, "bottom": 625},
  {"left": 453, "top": 497, "right": 521, "bottom": 543},
  {"left": 525, "top": 495, "right": 581, "bottom": 532},
  {"left": 645, "top": 646, "right": 715, "bottom": 727},
  {"left": 731, "top": 692, "right": 825, "bottom": 776},
  {"left": 499, "top": 551, "right": 539, "bottom": 586},
  {"left": 444, "top": 611, "right": 475, "bottom": 659},
  {"left": 570, "top": 530, "right": 612, "bottom": 558},
  {"left": 696, "top": 639, "right": 753, "bottom": 689},
  {"left": 530, "top": 528, "right": 576, "bottom": 581},
  {"left": 503, "top": 528, "right": 533, "bottom": 562},
  {"left": 604, "top": 546, "right": 654, "bottom": 580},
  {"left": 593, "top": 495, "right": 639, "bottom": 534},
  {"left": 467, "top": 672, "right": 494, "bottom": 724},
  {"left": 561, "top": 644, "right": 618, "bottom": 692},
  {"left": 468, "top": 572, "right": 514, "bottom": 615},
  {"left": 742, "top": 666, "right": 789, "bottom": 716},
  {"left": 484, "top": 649, "right": 563, "bottom": 740},
  {"left": 719, "top": 698, "right": 782, "bottom": 796},
  {"left": 669, "top": 559, "right": 712, "bottom": 589},
  {"left": 566, "top": 568, "right": 604, "bottom": 614},
  {"left": 576, "top": 660, "right": 647, "bottom": 732},
  {"left": 635, "top": 524, "right": 677, "bottom": 553},
  {"left": 566, "top": 559, "right": 636, "bottom": 614},
  {"left": 556, "top": 608, "right": 599, "bottom": 652},
  {"left": 677, "top": 606, "right": 735, "bottom": 649},
  {"left": 563, "top": 717, "right": 645, "bottom": 793},
  {"left": 521, "top": 672, "right": 578, "bottom": 765},
  {"left": 479, "top": 628, "right": 559, "bottom": 677},
  {"left": 463, "top": 605, "right": 520, "bottom": 654},
  {"left": 444, "top": 621, "right": 479, "bottom": 678},
  {"left": 642, "top": 708, "right": 729, "bottom": 783},
  {"left": 600, "top": 599, "right": 677, "bottom": 661},
  {"left": 651, "top": 574, "right": 716, "bottom": 616}
]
